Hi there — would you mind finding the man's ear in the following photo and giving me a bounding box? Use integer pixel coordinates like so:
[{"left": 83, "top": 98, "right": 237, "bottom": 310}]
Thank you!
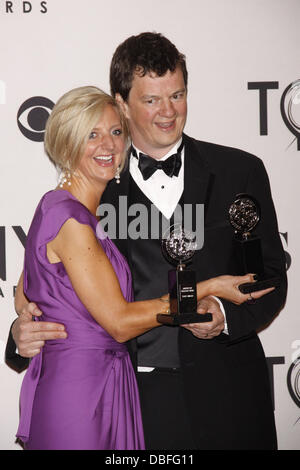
[{"left": 115, "top": 93, "right": 130, "bottom": 119}]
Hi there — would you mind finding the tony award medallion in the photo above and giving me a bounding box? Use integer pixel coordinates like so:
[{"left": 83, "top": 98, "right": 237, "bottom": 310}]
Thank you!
[
  {"left": 229, "top": 194, "right": 280, "bottom": 294},
  {"left": 157, "top": 225, "right": 212, "bottom": 325}
]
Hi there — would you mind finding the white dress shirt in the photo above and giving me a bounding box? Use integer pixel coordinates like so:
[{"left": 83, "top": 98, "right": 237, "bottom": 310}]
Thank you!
[{"left": 130, "top": 139, "right": 184, "bottom": 220}]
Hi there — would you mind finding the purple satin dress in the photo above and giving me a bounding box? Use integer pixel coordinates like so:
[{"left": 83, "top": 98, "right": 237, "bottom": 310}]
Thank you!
[{"left": 16, "top": 190, "right": 145, "bottom": 450}]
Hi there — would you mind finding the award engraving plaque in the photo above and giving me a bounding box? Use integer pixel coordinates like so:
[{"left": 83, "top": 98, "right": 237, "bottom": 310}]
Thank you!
[
  {"left": 157, "top": 225, "right": 212, "bottom": 325},
  {"left": 229, "top": 194, "right": 280, "bottom": 293}
]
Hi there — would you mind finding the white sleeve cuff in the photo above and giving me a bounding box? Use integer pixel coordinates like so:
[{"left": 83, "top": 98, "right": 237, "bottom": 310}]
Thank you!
[{"left": 212, "top": 296, "right": 228, "bottom": 334}]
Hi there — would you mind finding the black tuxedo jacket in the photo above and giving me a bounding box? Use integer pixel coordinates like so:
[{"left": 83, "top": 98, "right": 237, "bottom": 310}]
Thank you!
[{"left": 102, "top": 133, "right": 287, "bottom": 449}]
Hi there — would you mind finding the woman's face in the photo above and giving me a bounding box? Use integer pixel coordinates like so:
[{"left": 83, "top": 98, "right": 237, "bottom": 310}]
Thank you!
[{"left": 77, "top": 105, "right": 125, "bottom": 185}]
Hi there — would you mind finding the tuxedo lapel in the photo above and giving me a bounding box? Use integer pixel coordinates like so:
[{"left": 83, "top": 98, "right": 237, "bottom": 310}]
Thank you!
[
  {"left": 183, "top": 134, "right": 215, "bottom": 215},
  {"left": 182, "top": 134, "right": 216, "bottom": 275}
]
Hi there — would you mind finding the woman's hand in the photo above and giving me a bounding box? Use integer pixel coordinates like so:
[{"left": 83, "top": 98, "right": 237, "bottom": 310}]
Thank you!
[{"left": 208, "top": 274, "right": 275, "bottom": 305}]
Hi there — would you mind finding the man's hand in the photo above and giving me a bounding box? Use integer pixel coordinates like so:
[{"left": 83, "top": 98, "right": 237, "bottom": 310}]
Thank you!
[
  {"left": 182, "top": 296, "right": 225, "bottom": 340},
  {"left": 12, "top": 302, "right": 67, "bottom": 358}
]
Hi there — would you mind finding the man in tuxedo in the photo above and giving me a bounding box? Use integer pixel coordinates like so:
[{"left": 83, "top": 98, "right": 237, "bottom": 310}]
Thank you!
[{"left": 7, "top": 32, "right": 287, "bottom": 449}]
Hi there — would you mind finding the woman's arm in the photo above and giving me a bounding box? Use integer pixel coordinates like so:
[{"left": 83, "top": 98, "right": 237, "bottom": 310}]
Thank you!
[{"left": 47, "top": 219, "right": 169, "bottom": 343}]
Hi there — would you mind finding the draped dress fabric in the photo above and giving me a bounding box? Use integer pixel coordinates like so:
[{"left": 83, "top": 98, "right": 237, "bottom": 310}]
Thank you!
[{"left": 16, "top": 190, "right": 145, "bottom": 450}]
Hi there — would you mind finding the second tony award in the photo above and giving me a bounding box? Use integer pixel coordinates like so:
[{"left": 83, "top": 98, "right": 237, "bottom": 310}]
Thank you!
[{"left": 229, "top": 193, "right": 280, "bottom": 294}]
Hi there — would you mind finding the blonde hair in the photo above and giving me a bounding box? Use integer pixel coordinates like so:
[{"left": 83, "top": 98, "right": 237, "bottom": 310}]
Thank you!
[{"left": 44, "top": 86, "right": 129, "bottom": 173}]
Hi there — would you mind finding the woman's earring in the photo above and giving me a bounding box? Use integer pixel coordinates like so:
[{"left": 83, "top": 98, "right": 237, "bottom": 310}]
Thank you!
[
  {"left": 115, "top": 166, "right": 121, "bottom": 184},
  {"left": 58, "top": 170, "right": 72, "bottom": 188}
]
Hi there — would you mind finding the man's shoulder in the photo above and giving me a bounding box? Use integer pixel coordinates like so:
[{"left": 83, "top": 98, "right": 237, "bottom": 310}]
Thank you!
[{"left": 184, "top": 134, "right": 263, "bottom": 170}]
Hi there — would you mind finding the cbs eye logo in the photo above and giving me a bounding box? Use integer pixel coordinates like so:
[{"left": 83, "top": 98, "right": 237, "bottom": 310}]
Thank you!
[{"left": 17, "top": 96, "right": 54, "bottom": 142}]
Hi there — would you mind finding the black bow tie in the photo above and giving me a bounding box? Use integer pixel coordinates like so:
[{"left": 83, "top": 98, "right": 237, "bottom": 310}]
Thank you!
[{"left": 132, "top": 141, "right": 184, "bottom": 181}]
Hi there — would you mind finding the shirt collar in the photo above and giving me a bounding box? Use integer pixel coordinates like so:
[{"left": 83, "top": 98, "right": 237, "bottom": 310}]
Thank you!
[{"left": 131, "top": 137, "right": 183, "bottom": 162}]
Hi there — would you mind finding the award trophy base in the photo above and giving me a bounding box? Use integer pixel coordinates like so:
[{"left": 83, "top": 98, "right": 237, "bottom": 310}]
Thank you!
[
  {"left": 157, "top": 312, "right": 212, "bottom": 325},
  {"left": 157, "top": 268, "right": 213, "bottom": 325},
  {"left": 234, "top": 237, "right": 281, "bottom": 293},
  {"left": 239, "top": 277, "right": 281, "bottom": 294}
]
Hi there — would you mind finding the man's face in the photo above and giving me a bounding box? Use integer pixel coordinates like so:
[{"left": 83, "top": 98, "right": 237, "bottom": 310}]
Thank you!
[{"left": 117, "top": 67, "right": 187, "bottom": 159}]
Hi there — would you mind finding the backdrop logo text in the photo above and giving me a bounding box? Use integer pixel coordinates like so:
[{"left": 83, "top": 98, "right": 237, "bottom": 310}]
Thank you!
[
  {"left": 1, "top": 1, "right": 47, "bottom": 14},
  {"left": 248, "top": 80, "right": 300, "bottom": 150}
]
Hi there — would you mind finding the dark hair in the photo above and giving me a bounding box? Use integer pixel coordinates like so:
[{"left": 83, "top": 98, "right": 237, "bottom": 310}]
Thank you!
[{"left": 110, "top": 32, "right": 188, "bottom": 101}]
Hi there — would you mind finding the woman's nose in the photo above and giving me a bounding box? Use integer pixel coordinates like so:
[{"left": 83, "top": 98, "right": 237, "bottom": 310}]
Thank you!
[{"left": 99, "top": 134, "right": 114, "bottom": 152}]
